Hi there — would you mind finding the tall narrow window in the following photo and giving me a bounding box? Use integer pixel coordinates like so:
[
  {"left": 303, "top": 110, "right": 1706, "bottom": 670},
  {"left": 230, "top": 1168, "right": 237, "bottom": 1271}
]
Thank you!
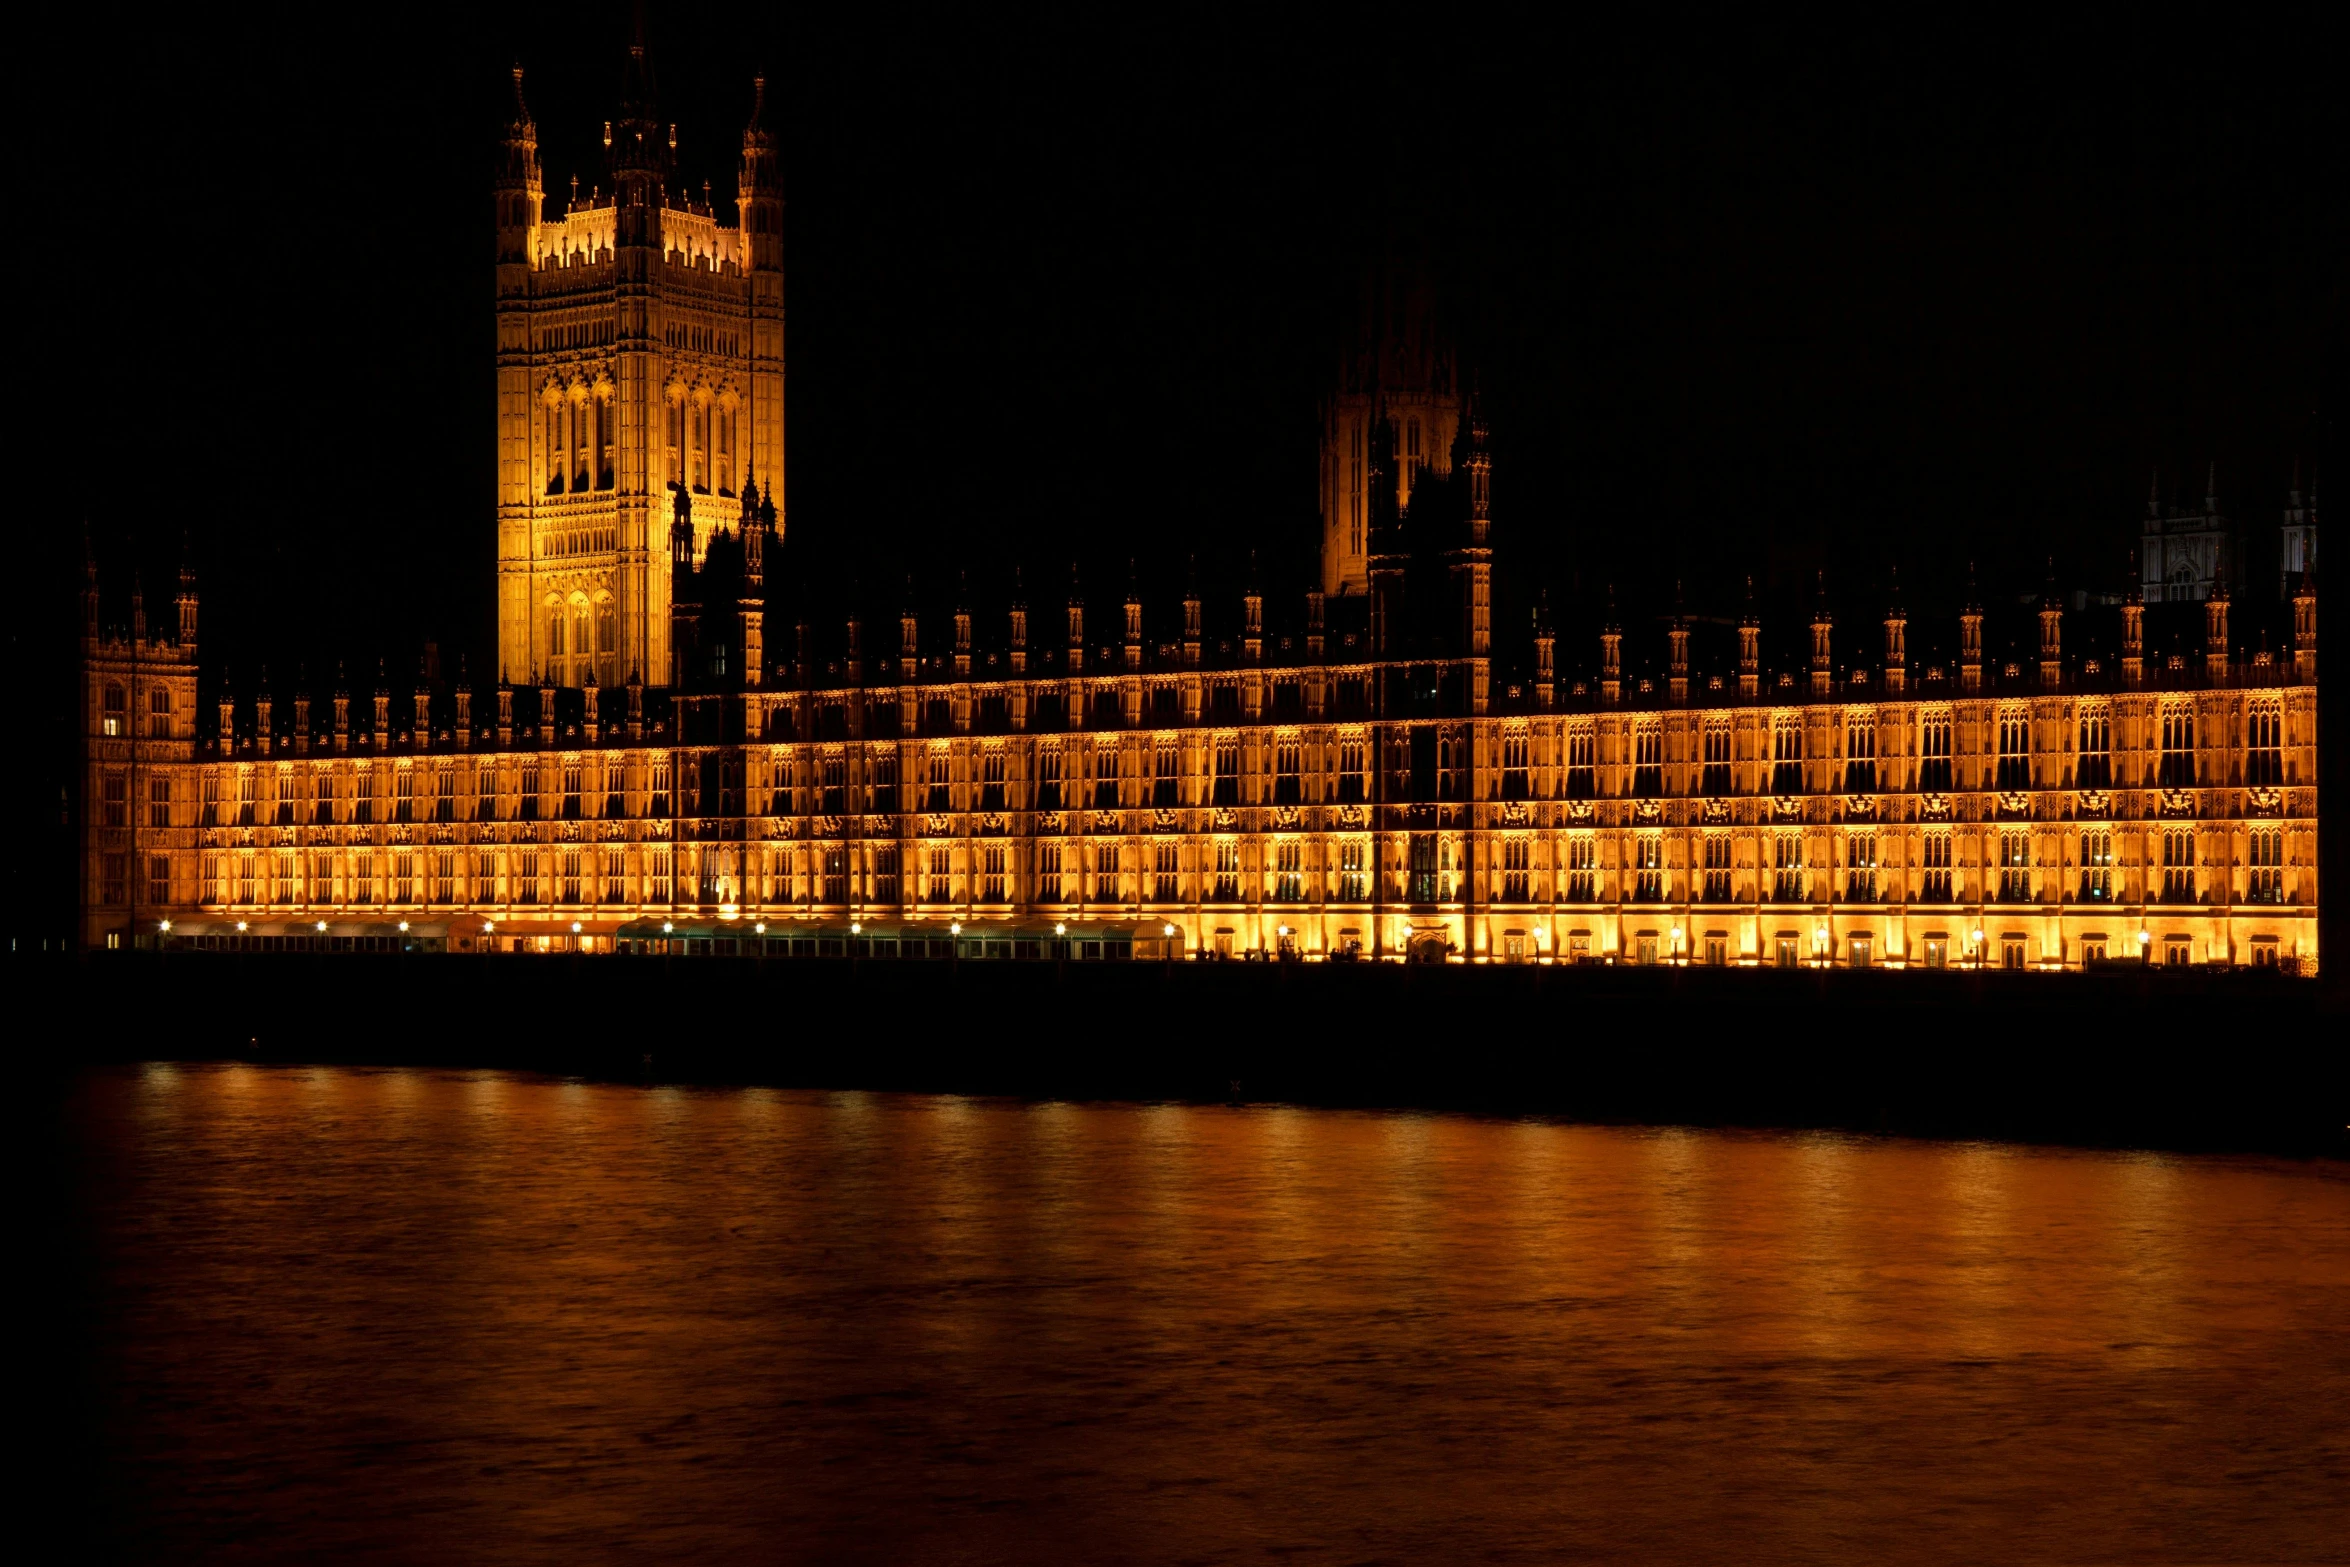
[
  {"left": 1339, "top": 840, "right": 1367, "bottom": 902},
  {"left": 2079, "top": 829, "right": 2112, "bottom": 902},
  {"left": 2076, "top": 707, "right": 2112, "bottom": 789},
  {"left": 1153, "top": 841, "right": 1180, "bottom": 902},
  {"left": 1274, "top": 841, "right": 1303, "bottom": 903},
  {"left": 1632, "top": 723, "right": 1663, "bottom": 798},
  {"left": 1338, "top": 737, "right": 1367, "bottom": 804},
  {"left": 1212, "top": 738, "right": 1239, "bottom": 806},
  {"left": 1845, "top": 833, "right": 1878, "bottom": 903},
  {"left": 2247, "top": 701, "right": 2283, "bottom": 786},
  {"left": 1566, "top": 729, "right": 1596, "bottom": 800},
  {"left": 1702, "top": 833, "right": 1733, "bottom": 902},
  {"left": 1701, "top": 720, "right": 1732, "bottom": 798},
  {"left": 1215, "top": 841, "right": 1243, "bottom": 903},
  {"left": 1996, "top": 709, "right": 2031, "bottom": 791},
  {"left": 1919, "top": 833, "right": 1952, "bottom": 902},
  {"left": 1843, "top": 712, "right": 1877, "bottom": 793},
  {"left": 981, "top": 750, "right": 1007, "bottom": 812},
  {"left": 2161, "top": 827, "right": 2197, "bottom": 902},
  {"left": 2159, "top": 706, "right": 2196, "bottom": 788},
  {"left": 1999, "top": 830, "right": 2031, "bottom": 901},
  {"left": 1632, "top": 835, "right": 1664, "bottom": 902},
  {"left": 1919, "top": 711, "right": 1954, "bottom": 792},
  {"left": 1771, "top": 713, "right": 1803, "bottom": 794},
  {"left": 1772, "top": 834, "right": 1804, "bottom": 902},
  {"left": 1565, "top": 836, "right": 1597, "bottom": 902},
  {"left": 983, "top": 845, "right": 1007, "bottom": 903},
  {"left": 1274, "top": 738, "right": 1302, "bottom": 805},
  {"left": 1502, "top": 732, "right": 1529, "bottom": 800},
  {"left": 1032, "top": 843, "right": 1059, "bottom": 905},
  {"left": 1503, "top": 838, "right": 1530, "bottom": 902},
  {"left": 2247, "top": 826, "right": 2284, "bottom": 904}
]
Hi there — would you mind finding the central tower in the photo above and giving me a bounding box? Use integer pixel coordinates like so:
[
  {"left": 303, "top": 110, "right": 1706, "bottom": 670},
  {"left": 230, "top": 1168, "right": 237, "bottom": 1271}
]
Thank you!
[
  {"left": 494, "top": 36, "right": 785, "bottom": 688},
  {"left": 1318, "top": 263, "right": 1462, "bottom": 598}
]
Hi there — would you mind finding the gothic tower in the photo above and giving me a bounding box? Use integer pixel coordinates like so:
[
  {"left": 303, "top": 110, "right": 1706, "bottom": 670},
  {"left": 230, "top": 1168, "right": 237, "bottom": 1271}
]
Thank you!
[
  {"left": 1318, "top": 262, "right": 1463, "bottom": 598},
  {"left": 495, "top": 31, "right": 785, "bottom": 689}
]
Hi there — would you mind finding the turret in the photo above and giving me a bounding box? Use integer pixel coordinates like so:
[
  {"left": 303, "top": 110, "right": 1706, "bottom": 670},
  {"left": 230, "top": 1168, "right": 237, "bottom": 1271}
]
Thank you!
[
  {"left": 1307, "top": 588, "right": 1325, "bottom": 662},
  {"left": 607, "top": 21, "right": 669, "bottom": 254},
  {"left": 1008, "top": 570, "right": 1028, "bottom": 676},
  {"left": 739, "top": 73, "right": 783, "bottom": 272},
  {"left": 334, "top": 666, "right": 352, "bottom": 752},
  {"left": 1960, "top": 565, "right": 1983, "bottom": 693},
  {"left": 1738, "top": 579, "right": 1760, "bottom": 700},
  {"left": 175, "top": 553, "right": 199, "bottom": 650},
  {"left": 496, "top": 676, "right": 513, "bottom": 748},
  {"left": 1242, "top": 553, "right": 1263, "bottom": 665},
  {"left": 373, "top": 661, "right": 391, "bottom": 749},
  {"left": 2205, "top": 565, "right": 2230, "bottom": 681},
  {"left": 1809, "top": 573, "right": 1833, "bottom": 696},
  {"left": 2121, "top": 548, "right": 2145, "bottom": 686},
  {"left": 494, "top": 66, "right": 542, "bottom": 269},
  {"left": 1667, "top": 581, "right": 1690, "bottom": 704},
  {"left": 454, "top": 665, "right": 472, "bottom": 748},
  {"left": 130, "top": 573, "right": 146, "bottom": 646},
  {"left": 668, "top": 482, "right": 697, "bottom": 687},
  {"left": 1182, "top": 559, "right": 1202, "bottom": 667},
  {"left": 582, "top": 681, "right": 599, "bottom": 743},
  {"left": 2038, "top": 565, "right": 2063, "bottom": 689},
  {"left": 255, "top": 670, "right": 273, "bottom": 756},
  {"left": 627, "top": 667, "right": 644, "bottom": 741},
  {"left": 739, "top": 479, "right": 767, "bottom": 686},
  {"left": 1066, "top": 565, "right": 1084, "bottom": 676},
  {"left": 537, "top": 670, "right": 556, "bottom": 744},
  {"left": 1534, "top": 597, "right": 1555, "bottom": 711},
  {"left": 294, "top": 679, "right": 312, "bottom": 755},
  {"left": 1600, "top": 588, "right": 1622, "bottom": 706},
  {"left": 956, "top": 573, "right": 974, "bottom": 681},
  {"left": 899, "top": 579, "right": 918, "bottom": 683},
  {"left": 1882, "top": 568, "right": 1907, "bottom": 694},
  {"left": 415, "top": 664, "right": 434, "bottom": 745},
  {"left": 2292, "top": 564, "right": 2317, "bottom": 683},
  {"left": 217, "top": 671, "right": 234, "bottom": 750},
  {"left": 740, "top": 75, "right": 785, "bottom": 543},
  {"left": 844, "top": 607, "right": 863, "bottom": 687},
  {"left": 1123, "top": 564, "right": 1142, "bottom": 672}
]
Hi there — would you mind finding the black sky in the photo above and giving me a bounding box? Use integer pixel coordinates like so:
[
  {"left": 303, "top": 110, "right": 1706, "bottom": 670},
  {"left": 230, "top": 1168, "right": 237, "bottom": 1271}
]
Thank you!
[{"left": 33, "top": 4, "right": 2337, "bottom": 685}]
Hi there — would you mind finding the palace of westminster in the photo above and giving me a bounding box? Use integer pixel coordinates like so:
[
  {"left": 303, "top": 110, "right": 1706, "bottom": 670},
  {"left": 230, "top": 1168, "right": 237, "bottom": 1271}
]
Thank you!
[{"left": 76, "top": 45, "right": 2322, "bottom": 974}]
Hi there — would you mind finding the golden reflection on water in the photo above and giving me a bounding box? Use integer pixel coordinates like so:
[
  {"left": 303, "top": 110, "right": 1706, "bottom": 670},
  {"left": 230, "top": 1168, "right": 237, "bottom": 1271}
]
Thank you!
[{"left": 73, "top": 1066, "right": 2350, "bottom": 1565}]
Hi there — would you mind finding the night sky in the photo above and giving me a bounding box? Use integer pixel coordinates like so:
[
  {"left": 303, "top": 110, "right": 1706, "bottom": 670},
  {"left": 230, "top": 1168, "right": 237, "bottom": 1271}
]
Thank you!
[{"left": 34, "top": 5, "right": 2335, "bottom": 686}]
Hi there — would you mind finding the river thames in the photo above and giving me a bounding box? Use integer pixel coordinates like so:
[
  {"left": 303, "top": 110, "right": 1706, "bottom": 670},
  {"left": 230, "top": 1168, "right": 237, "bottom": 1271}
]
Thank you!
[{"left": 49, "top": 1064, "right": 2349, "bottom": 1563}]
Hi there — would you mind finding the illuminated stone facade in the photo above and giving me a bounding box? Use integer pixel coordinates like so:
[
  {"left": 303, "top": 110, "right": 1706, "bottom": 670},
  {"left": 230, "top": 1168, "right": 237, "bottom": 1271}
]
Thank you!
[
  {"left": 73, "top": 49, "right": 2322, "bottom": 972},
  {"left": 82, "top": 555, "right": 2322, "bottom": 970}
]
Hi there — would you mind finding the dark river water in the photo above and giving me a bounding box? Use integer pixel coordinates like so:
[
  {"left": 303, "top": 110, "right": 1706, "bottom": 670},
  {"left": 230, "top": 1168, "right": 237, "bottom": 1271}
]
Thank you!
[{"left": 54, "top": 1065, "right": 2350, "bottom": 1564}]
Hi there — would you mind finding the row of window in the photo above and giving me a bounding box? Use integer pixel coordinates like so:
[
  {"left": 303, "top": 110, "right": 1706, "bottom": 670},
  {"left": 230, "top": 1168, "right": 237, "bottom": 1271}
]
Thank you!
[{"left": 138, "top": 826, "right": 2295, "bottom": 911}]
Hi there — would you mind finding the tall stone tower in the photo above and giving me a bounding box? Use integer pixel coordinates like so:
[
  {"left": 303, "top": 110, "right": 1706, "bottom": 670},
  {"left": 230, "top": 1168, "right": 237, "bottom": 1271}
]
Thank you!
[
  {"left": 494, "top": 36, "right": 784, "bottom": 688},
  {"left": 1318, "top": 263, "right": 1462, "bottom": 598}
]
